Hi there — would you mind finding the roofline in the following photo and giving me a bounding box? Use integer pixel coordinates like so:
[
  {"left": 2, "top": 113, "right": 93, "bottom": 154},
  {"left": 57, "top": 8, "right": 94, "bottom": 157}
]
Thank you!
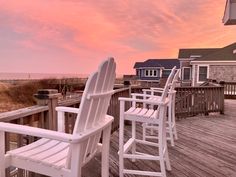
[
  {"left": 191, "top": 60, "right": 236, "bottom": 64},
  {"left": 179, "top": 48, "right": 220, "bottom": 50},
  {"left": 135, "top": 67, "right": 163, "bottom": 69}
]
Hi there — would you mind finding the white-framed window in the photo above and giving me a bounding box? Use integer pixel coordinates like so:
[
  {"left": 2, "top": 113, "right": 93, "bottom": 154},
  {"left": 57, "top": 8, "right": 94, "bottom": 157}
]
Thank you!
[
  {"left": 182, "top": 67, "right": 191, "bottom": 80},
  {"left": 197, "top": 65, "right": 209, "bottom": 83},
  {"left": 144, "top": 69, "right": 158, "bottom": 77},
  {"left": 145, "top": 70, "right": 149, "bottom": 76},
  {"left": 162, "top": 69, "right": 172, "bottom": 78}
]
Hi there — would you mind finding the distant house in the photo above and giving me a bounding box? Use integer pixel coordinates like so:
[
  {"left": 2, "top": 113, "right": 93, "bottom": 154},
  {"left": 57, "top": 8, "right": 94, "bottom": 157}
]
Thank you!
[
  {"left": 223, "top": 0, "right": 236, "bottom": 25},
  {"left": 178, "top": 42, "right": 236, "bottom": 86},
  {"left": 133, "top": 59, "right": 180, "bottom": 84}
]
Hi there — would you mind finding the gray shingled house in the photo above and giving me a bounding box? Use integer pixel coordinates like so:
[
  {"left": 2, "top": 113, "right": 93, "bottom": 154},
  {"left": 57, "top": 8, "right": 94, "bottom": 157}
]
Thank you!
[
  {"left": 133, "top": 59, "right": 180, "bottom": 83},
  {"left": 178, "top": 42, "right": 236, "bottom": 86}
]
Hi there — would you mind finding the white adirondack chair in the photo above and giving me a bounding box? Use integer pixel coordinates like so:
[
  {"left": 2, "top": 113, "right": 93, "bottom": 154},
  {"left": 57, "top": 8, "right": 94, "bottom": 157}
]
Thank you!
[
  {"left": 0, "top": 58, "right": 116, "bottom": 177},
  {"left": 119, "top": 67, "right": 176, "bottom": 177},
  {"left": 142, "top": 69, "right": 180, "bottom": 146}
]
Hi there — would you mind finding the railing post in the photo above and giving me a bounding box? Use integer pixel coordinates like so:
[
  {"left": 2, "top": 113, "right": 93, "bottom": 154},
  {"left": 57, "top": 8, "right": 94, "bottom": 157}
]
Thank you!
[
  {"left": 34, "top": 89, "right": 61, "bottom": 130},
  {"left": 220, "top": 86, "right": 225, "bottom": 114}
]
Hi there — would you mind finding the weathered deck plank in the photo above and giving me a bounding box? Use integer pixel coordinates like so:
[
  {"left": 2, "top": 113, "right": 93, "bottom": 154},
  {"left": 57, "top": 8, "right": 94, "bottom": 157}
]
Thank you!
[{"left": 82, "top": 99, "right": 236, "bottom": 177}]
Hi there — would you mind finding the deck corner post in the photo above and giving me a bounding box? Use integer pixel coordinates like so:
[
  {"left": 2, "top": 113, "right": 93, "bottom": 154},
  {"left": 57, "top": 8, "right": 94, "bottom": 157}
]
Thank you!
[{"left": 34, "top": 89, "right": 61, "bottom": 130}]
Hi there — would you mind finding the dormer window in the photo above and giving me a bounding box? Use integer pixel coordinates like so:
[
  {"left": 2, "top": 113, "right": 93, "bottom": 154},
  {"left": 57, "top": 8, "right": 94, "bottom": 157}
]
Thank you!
[
  {"left": 233, "top": 49, "right": 236, "bottom": 54},
  {"left": 144, "top": 69, "right": 160, "bottom": 77}
]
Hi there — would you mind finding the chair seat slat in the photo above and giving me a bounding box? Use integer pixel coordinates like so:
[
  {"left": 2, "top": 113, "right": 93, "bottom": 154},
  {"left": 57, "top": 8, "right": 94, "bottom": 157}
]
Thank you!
[
  {"left": 30, "top": 142, "right": 69, "bottom": 161},
  {"left": 14, "top": 140, "right": 60, "bottom": 158},
  {"left": 7, "top": 138, "right": 50, "bottom": 155}
]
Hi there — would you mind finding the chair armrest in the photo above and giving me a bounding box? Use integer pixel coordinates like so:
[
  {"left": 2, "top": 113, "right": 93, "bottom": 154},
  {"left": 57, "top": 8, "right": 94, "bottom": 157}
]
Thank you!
[
  {"left": 0, "top": 122, "right": 77, "bottom": 143},
  {"left": 150, "top": 87, "right": 164, "bottom": 91},
  {"left": 131, "top": 93, "right": 152, "bottom": 98},
  {"left": 0, "top": 115, "right": 114, "bottom": 144},
  {"left": 56, "top": 106, "right": 80, "bottom": 114},
  {"left": 55, "top": 106, "right": 80, "bottom": 132},
  {"left": 142, "top": 89, "right": 165, "bottom": 95},
  {"left": 119, "top": 97, "right": 169, "bottom": 106}
]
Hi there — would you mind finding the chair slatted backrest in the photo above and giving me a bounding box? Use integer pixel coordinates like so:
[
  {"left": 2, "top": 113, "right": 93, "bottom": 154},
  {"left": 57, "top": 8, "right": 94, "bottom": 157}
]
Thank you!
[
  {"left": 158, "top": 66, "right": 177, "bottom": 103},
  {"left": 169, "top": 69, "right": 180, "bottom": 94},
  {"left": 66, "top": 58, "right": 116, "bottom": 167},
  {"left": 74, "top": 58, "right": 116, "bottom": 133},
  {"left": 153, "top": 66, "right": 177, "bottom": 120}
]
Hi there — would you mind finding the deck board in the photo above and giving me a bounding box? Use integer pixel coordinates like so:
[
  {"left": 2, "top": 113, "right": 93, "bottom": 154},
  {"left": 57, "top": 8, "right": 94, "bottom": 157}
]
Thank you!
[{"left": 82, "top": 99, "right": 236, "bottom": 177}]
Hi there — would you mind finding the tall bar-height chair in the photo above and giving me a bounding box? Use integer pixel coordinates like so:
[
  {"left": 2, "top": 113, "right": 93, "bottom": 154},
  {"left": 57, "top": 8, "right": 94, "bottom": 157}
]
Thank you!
[
  {"left": 118, "top": 67, "right": 176, "bottom": 177},
  {"left": 142, "top": 69, "right": 180, "bottom": 146}
]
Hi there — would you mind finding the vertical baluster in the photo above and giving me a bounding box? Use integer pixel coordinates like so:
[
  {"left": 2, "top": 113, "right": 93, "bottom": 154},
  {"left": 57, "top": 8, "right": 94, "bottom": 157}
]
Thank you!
[
  {"left": 5, "top": 132, "right": 10, "bottom": 177},
  {"left": 221, "top": 86, "right": 225, "bottom": 114},
  {"left": 65, "top": 112, "right": 69, "bottom": 133},
  {"left": 28, "top": 115, "right": 35, "bottom": 177},
  {"left": 39, "top": 112, "right": 45, "bottom": 129},
  {"left": 16, "top": 118, "right": 24, "bottom": 177}
]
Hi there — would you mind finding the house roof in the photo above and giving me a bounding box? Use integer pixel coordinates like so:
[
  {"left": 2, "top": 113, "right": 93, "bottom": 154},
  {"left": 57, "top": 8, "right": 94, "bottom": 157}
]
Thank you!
[
  {"left": 178, "top": 48, "right": 219, "bottom": 58},
  {"left": 134, "top": 59, "right": 180, "bottom": 69},
  {"left": 194, "top": 42, "right": 236, "bottom": 61}
]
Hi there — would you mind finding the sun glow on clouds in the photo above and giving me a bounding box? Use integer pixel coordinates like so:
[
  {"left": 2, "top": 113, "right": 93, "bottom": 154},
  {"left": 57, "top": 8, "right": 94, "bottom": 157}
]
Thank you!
[{"left": 0, "top": 0, "right": 235, "bottom": 75}]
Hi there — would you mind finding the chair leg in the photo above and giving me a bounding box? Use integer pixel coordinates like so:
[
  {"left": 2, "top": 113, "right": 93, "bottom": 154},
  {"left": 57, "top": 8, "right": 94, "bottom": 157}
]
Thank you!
[
  {"left": 102, "top": 125, "right": 112, "bottom": 177},
  {"left": 70, "top": 144, "right": 83, "bottom": 177},
  {"left": 168, "top": 106, "right": 175, "bottom": 147},
  {"left": 119, "top": 104, "right": 125, "bottom": 177},
  {"left": 169, "top": 124, "right": 174, "bottom": 147},
  {"left": 131, "top": 121, "right": 136, "bottom": 162},
  {"left": 159, "top": 153, "right": 167, "bottom": 177},
  {"left": 172, "top": 96, "right": 178, "bottom": 140},
  {"left": 172, "top": 111, "right": 178, "bottom": 140},
  {"left": 0, "top": 131, "right": 6, "bottom": 177},
  {"left": 164, "top": 146, "right": 171, "bottom": 171},
  {"left": 159, "top": 132, "right": 167, "bottom": 177},
  {"left": 173, "top": 124, "right": 178, "bottom": 140},
  {"left": 0, "top": 166, "right": 5, "bottom": 177}
]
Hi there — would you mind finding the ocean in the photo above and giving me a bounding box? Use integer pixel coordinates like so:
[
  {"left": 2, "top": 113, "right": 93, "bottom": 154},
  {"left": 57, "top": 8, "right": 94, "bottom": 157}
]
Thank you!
[{"left": 0, "top": 72, "right": 88, "bottom": 80}]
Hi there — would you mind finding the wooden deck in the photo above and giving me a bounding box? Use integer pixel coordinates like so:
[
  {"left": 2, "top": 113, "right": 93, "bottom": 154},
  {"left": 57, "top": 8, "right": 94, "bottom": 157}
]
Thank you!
[{"left": 82, "top": 99, "right": 236, "bottom": 177}]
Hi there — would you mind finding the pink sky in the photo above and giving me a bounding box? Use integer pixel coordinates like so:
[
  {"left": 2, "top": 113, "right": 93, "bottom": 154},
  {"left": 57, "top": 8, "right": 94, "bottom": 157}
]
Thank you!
[{"left": 0, "top": 0, "right": 235, "bottom": 75}]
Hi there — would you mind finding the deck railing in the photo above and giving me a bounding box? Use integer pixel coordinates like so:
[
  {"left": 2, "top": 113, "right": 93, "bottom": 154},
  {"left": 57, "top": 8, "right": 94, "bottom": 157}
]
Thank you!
[
  {"left": 0, "top": 84, "right": 225, "bottom": 176},
  {"left": 220, "top": 81, "right": 236, "bottom": 98},
  {"left": 0, "top": 87, "right": 130, "bottom": 177},
  {"left": 175, "top": 86, "right": 224, "bottom": 118},
  {"left": 130, "top": 85, "right": 224, "bottom": 119}
]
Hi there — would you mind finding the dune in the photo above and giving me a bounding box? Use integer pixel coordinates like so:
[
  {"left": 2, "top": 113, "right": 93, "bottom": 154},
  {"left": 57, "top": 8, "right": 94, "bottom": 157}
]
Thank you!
[
  {"left": 0, "top": 82, "right": 10, "bottom": 90},
  {"left": 0, "top": 82, "right": 26, "bottom": 113}
]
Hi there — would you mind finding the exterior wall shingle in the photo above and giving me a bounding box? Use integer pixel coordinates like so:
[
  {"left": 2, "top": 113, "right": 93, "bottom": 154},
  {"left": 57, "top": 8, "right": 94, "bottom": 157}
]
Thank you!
[{"left": 209, "top": 65, "right": 236, "bottom": 82}]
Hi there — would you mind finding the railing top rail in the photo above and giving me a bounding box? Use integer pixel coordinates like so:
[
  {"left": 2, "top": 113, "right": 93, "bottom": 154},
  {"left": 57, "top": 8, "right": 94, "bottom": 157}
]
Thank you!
[
  {"left": 175, "top": 86, "right": 224, "bottom": 89},
  {"left": 222, "top": 82, "right": 236, "bottom": 85},
  {"left": 0, "top": 105, "right": 48, "bottom": 122},
  {"left": 114, "top": 87, "right": 130, "bottom": 94},
  {"left": 58, "top": 95, "right": 82, "bottom": 106}
]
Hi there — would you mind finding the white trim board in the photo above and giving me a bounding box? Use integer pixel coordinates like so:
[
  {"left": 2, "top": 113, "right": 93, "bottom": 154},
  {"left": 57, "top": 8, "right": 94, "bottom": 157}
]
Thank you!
[
  {"left": 191, "top": 61, "right": 236, "bottom": 65},
  {"left": 196, "top": 64, "right": 209, "bottom": 84}
]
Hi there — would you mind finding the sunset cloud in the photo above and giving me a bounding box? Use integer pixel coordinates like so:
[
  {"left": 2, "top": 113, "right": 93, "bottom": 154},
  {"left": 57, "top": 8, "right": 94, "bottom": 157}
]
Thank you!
[{"left": 0, "top": 0, "right": 235, "bottom": 75}]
